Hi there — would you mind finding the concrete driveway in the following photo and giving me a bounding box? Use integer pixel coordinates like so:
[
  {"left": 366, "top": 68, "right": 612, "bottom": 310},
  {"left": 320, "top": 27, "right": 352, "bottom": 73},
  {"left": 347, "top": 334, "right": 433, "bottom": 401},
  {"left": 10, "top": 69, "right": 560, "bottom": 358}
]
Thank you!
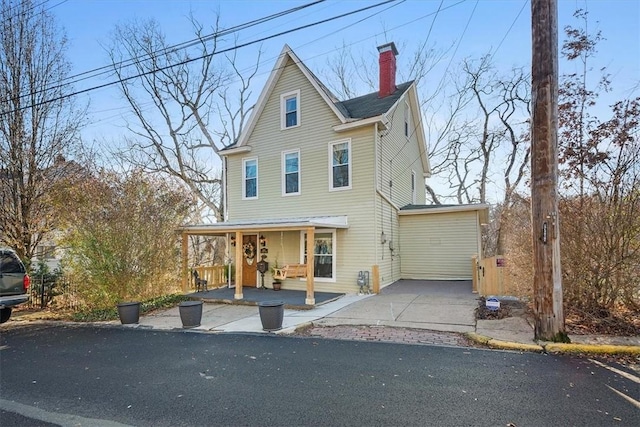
[{"left": 314, "top": 280, "right": 479, "bottom": 333}]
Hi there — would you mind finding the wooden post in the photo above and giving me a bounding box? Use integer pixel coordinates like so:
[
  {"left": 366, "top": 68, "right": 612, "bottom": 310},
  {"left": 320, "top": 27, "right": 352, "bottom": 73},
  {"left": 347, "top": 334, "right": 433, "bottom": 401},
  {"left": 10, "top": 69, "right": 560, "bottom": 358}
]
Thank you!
[
  {"left": 181, "top": 232, "right": 188, "bottom": 293},
  {"left": 305, "top": 227, "right": 315, "bottom": 305},
  {"left": 234, "top": 231, "right": 243, "bottom": 300},
  {"left": 471, "top": 255, "right": 478, "bottom": 293},
  {"left": 531, "top": 0, "right": 565, "bottom": 341},
  {"left": 372, "top": 264, "right": 380, "bottom": 294}
]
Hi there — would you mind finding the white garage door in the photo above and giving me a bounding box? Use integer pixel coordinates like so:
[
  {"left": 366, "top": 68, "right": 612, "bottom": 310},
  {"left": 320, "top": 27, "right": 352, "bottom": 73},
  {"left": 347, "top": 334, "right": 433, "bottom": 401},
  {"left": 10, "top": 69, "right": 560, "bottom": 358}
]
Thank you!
[{"left": 399, "top": 210, "right": 480, "bottom": 280}]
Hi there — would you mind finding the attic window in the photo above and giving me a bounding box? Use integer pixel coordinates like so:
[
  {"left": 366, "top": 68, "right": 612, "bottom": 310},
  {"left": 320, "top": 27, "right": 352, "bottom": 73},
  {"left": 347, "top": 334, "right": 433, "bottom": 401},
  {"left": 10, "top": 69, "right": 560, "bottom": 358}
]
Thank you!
[{"left": 281, "top": 90, "right": 300, "bottom": 129}]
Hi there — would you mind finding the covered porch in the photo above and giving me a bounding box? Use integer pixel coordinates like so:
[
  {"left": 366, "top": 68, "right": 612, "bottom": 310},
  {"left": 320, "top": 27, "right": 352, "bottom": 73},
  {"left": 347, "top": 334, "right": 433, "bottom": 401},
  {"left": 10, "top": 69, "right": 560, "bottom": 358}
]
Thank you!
[{"left": 180, "top": 216, "right": 349, "bottom": 306}]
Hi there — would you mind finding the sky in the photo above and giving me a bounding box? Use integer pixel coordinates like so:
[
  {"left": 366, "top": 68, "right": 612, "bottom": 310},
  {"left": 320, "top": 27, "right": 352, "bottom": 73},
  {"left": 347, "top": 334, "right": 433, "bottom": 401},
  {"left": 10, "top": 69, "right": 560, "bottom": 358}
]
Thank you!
[{"left": 47, "top": 0, "right": 639, "bottom": 191}]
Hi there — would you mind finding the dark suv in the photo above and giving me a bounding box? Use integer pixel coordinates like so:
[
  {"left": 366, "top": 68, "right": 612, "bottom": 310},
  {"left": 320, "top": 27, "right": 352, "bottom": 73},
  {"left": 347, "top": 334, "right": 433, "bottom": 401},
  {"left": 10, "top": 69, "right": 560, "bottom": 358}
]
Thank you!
[{"left": 0, "top": 248, "right": 30, "bottom": 323}]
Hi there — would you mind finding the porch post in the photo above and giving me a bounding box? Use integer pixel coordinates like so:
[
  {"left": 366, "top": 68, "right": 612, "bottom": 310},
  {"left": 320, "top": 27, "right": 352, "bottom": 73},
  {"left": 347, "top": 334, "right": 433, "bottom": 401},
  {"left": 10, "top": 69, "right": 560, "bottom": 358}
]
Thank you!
[
  {"left": 305, "top": 227, "right": 315, "bottom": 305},
  {"left": 181, "top": 232, "right": 188, "bottom": 293},
  {"left": 372, "top": 264, "right": 380, "bottom": 294},
  {"left": 234, "top": 231, "right": 243, "bottom": 300}
]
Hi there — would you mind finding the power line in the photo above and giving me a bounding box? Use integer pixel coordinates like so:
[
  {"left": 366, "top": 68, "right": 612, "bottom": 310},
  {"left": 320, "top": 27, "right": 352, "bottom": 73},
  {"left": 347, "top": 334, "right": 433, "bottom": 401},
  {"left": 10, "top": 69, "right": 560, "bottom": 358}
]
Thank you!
[
  {"left": 1, "top": 0, "right": 51, "bottom": 21},
  {"left": 489, "top": 0, "right": 528, "bottom": 61},
  {"left": 391, "top": 0, "right": 532, "bottom": 186},
  {"left": 1, "top": 0, "right": 397, "bottom": 116},
  {"left": 86, "top": 0, "right": 470, "bottom": 136},
  {"left": 3, "top": 0, "right": 326, "bottom": 106}
]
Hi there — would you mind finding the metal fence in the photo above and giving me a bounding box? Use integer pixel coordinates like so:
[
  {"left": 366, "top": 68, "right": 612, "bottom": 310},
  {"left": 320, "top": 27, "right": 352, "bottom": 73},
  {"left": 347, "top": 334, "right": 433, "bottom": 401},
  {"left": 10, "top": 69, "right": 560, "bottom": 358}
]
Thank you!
[{"left": 27, "top": 276, "right": 81, "bottom": 309}]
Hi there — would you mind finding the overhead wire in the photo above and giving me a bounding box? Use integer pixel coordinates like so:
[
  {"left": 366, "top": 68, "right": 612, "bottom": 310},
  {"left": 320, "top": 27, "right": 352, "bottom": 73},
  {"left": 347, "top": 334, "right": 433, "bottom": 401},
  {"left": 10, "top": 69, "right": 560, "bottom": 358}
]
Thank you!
[
  {"left": 389, "top": 0, "right": 480, "bottom": 185},
  {"left": 0, "top": 0, "right": 54, "bottom": 22},
  {"left": 391, "top": 0, "right": 533, "bottom": 193},
  {"left": 56, "top": 0, "right": 470, "bottom": 130},
  {"left": 1, "top": 0, "right": 398, "bottom": 116},
  {"left": 2, "top": 0, "right": 326, "bottom": 106},
  {"left": 488, "top": 0, "right": 528, "bottom": 61}
]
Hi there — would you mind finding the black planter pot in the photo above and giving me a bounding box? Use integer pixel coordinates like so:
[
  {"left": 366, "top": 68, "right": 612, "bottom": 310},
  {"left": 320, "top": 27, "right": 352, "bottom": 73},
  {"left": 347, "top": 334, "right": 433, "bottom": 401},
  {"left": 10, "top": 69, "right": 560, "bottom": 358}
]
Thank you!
[
  {"left": 258, "top": 300, "right": 284, "bottom": 331},
  {"left": 117, "top": 302, "right": 140, "bottom": 324},
  {"left": 179, "top": 301, "right": 203, "bottom": 328}
]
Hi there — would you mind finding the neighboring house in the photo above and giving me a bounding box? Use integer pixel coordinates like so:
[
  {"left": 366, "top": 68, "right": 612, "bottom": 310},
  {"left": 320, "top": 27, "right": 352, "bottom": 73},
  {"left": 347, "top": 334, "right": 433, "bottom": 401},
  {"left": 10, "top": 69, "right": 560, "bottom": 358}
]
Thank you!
[{"left": 181, "top": 43, "right": 488, "bottom": 304}]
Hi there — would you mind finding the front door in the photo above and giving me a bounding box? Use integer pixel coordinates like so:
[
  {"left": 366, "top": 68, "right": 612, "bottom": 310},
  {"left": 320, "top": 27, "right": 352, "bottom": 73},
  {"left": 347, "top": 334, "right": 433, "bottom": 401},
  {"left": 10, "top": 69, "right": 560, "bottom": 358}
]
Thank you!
[{"left": 241, "top": 235, "right": 258, "bottom": 287}]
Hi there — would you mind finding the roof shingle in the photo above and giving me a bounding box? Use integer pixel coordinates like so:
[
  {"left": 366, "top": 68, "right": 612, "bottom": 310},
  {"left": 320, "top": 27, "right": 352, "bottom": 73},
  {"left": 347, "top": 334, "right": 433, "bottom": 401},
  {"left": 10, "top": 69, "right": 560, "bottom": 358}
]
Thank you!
[{"left": 337, "top": 81, "right": 414, "bottom": 119}]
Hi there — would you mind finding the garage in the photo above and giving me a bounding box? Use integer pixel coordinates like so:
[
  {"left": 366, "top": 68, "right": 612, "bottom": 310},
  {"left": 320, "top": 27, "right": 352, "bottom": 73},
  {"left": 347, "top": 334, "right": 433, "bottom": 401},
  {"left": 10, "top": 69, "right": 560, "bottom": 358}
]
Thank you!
[{"left": 398, "top": 204, "right": 489, "bottom": 280}]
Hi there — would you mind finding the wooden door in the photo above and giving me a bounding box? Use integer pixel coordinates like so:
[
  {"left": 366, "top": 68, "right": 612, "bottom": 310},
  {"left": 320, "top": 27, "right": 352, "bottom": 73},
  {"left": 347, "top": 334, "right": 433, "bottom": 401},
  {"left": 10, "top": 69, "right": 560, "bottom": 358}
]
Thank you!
[{"left": 241, "top": 235, "right": 258, "bottom": 287}]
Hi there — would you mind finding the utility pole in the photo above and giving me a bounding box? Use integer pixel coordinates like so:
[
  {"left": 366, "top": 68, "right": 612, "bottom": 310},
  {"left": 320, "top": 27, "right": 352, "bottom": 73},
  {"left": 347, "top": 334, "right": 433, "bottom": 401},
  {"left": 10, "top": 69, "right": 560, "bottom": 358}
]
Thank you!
[{"left": 530, "top": 0, "right": 566, "bottom": 341}]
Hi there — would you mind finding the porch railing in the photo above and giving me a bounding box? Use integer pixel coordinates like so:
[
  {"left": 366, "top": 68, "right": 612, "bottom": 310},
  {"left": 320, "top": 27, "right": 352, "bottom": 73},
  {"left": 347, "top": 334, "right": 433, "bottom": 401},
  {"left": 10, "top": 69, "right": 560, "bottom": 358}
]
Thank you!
[{"left": 191, "top": 265, "right": 228, "bottom": 290}]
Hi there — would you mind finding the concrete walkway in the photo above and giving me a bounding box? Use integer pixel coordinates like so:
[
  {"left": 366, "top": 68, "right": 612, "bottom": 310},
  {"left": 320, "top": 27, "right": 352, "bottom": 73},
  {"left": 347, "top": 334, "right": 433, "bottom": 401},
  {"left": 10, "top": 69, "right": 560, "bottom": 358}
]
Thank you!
[
  {"left": 134, "top": 280, "right": 640, "bottom": 354},
  {"left": 138, "top": 293, "right": 370, "bottom": 334}
]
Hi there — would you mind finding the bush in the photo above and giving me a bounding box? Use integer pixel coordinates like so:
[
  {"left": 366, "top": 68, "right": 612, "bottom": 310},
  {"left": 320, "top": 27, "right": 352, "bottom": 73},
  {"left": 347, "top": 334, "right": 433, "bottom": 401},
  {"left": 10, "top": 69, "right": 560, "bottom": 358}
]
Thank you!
[{"left": 61, "top": 170, "right": 194, "bottom": 309}]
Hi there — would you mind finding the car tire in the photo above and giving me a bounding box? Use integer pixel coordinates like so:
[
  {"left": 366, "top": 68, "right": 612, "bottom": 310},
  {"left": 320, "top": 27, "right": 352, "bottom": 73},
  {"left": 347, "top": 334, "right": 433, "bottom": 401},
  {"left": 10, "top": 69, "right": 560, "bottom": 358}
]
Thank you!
[{"left": 0, "top": 307, "right": 12, "bottom": 323}]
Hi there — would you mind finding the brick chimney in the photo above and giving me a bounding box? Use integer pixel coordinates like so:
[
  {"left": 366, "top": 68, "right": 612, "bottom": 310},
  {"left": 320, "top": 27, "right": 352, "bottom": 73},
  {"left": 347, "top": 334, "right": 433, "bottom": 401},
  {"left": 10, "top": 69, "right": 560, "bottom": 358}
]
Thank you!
[{"left": 377, "top": 42, "right": 398, "bottom": 98}]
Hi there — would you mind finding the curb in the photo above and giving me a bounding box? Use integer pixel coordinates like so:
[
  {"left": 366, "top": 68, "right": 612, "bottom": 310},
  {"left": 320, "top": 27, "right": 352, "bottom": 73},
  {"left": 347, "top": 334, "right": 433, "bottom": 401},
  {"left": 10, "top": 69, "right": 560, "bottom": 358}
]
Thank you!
[
  {"left": 544, "top": 342, "right": 640, "bottom": 356},
  {"left": 465, "top": 332, "right": 544, "bottom": 352},
  {"left": 466, "top": 332, "right": 640, "bottom": 356}
]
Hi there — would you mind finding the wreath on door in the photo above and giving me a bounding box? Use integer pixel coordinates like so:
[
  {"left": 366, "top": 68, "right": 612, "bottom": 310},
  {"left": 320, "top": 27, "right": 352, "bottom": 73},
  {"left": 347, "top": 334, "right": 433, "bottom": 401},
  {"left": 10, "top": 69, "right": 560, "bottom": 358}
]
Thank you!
[{"left": 243, "top": 242, "right": 256, "bottom": 265}]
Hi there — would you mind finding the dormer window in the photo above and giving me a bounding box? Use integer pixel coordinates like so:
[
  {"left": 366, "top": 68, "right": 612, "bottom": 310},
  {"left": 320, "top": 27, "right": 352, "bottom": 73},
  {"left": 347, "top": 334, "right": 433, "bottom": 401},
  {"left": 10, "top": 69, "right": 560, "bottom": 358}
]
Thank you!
[{"left": 281, "top": 90, "right": 300, "bottom": 129}]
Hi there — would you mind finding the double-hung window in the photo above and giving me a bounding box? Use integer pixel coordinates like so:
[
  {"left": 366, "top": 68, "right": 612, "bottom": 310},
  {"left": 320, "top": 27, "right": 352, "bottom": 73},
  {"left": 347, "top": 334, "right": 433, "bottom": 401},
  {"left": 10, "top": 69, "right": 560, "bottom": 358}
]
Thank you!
[
  {"left": 282, "top": 150, "right": 300, "bottom": 195},
  {"left": 243, "top": 158, "right": 258, "bottom": 199},
  {"left": 329, "top": 139, "right": 351, "bottom": 190},
  {"left": 281, "top": 90, "right": 300, "bottom": 129},
  {"left": 301, "top": 230, "right": 336, "bottom": 281}
]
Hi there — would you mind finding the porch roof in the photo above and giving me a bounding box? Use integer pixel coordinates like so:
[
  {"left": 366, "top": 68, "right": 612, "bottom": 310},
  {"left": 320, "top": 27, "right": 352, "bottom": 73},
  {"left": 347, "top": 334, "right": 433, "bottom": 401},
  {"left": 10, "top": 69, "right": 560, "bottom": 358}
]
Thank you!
[{"left": 180, "top": 215, "right": 349, "bottom": 235}]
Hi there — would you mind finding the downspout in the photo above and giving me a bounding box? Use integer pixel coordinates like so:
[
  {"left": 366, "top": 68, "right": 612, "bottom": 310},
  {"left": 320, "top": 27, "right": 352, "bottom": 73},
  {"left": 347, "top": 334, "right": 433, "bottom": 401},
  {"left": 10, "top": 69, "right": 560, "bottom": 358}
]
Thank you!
[
  {"left": 222, "top": 156, "right": 228, "bottom": 222},
  {"left": 374, "top": 122, "right": 379, "bottom": 264},
  {"left": 223, "top": 156, "right": 231, "bottom": 288},
  {"left": 476, "top": 210, "right": 483, "bottom": 260}
]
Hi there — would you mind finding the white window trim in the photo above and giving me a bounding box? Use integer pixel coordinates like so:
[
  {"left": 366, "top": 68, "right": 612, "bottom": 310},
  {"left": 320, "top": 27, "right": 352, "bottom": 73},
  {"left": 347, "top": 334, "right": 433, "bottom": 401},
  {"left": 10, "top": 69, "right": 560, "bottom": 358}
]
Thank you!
[
  {"left": 282, "top": 149, "right": 301, "bottom": 196},
  {"left": 280, "top": 89, "right": 301, "bottom": 130},
  {"left": 411, "top": 170, "right": 417, "bottom": 204},
  {"left": 328, "top": 139, "right": 352, "bottom": 191},
  {"left": 300, "top": 229, "right": 336, "bottom": 282},
  {"left": 242, "top": 157, "right": 258, "bottom": 200}
]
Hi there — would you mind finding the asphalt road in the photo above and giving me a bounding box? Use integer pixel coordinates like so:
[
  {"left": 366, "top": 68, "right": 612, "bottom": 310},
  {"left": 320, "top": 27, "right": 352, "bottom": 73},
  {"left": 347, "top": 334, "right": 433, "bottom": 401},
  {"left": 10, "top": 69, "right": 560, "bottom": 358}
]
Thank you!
[{"left": 1, "top": 324, "right": 638, "bottom": 426}]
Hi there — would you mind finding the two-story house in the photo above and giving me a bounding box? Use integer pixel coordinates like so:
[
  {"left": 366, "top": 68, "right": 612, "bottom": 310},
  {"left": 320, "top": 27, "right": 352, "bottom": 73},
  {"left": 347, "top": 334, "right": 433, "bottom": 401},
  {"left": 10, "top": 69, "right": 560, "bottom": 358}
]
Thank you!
[{"left": 181, "top": 43, "right": 488, "bottom": 305}]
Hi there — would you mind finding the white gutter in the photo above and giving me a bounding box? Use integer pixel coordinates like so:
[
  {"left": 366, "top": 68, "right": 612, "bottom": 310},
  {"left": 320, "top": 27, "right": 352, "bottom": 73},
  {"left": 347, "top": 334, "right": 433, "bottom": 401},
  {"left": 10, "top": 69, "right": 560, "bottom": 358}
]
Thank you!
[
  {"left": 398, "top": 203, "right": 490, "bottom": 215},
  {"left": 220, "top": 146, "right": 252, "bottom": 156},
  {"left": 333, "top": 115, "right": 389, "bottom": 132}
]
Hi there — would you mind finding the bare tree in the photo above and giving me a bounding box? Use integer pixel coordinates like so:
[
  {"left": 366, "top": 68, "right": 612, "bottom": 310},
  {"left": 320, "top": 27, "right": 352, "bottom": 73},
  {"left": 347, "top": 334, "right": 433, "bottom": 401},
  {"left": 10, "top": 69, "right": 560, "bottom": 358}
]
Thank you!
[
  {"left": 442, "top": 57, "right": 530, "bottom": 207},
  {"left": 0, "top": 0, "right": 84, "bottom": 261},
  {"left": 322, "top": 39, "right": 452, "bottom": 205},
  {"left": 106, "top": 15, "right": 260, "bottom": 221}
]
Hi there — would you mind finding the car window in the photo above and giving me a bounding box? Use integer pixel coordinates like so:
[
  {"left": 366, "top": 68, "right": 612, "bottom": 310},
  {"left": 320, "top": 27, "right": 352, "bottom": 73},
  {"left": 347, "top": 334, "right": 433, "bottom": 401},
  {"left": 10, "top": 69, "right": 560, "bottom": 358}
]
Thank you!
[{"left": 0, "top": 252, "right": 25, "bottom": 274}]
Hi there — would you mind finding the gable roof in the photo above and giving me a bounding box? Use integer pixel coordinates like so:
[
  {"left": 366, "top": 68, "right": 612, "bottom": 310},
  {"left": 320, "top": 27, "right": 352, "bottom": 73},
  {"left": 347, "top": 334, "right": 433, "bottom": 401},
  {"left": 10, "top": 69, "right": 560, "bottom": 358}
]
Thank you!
[
  {"left": 231, "top": 45, "right": 348, "bottom": 149},
  {"left": 227, "top": 45, "right": 419, "bottom": 151}
]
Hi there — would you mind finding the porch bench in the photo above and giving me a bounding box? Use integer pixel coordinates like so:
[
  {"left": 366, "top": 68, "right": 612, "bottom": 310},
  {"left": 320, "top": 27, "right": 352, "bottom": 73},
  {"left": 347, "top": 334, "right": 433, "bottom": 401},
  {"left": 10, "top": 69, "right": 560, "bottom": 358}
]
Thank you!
[{"left": 272, "top": 264, "right": 307, "bottom": 280}]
